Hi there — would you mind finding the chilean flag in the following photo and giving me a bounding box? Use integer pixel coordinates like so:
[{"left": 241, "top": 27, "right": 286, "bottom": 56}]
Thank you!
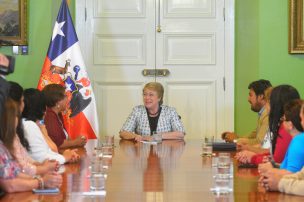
[{"left": 37, "top": 0, "right": 98, "bottom": 139}]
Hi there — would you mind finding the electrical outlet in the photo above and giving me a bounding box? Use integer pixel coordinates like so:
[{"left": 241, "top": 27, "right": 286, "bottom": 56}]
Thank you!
[
  {"left": 21, "top": 46, "right": 28, "bottom": 55},
  {"left": 12, "top": 46, "right": 19, "bottom": 55}
]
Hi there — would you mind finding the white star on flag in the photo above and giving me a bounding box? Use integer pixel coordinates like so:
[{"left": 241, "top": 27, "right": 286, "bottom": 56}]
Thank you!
[
  {"left": 66, "top": 83, "right": 72, "bottom": 92},
  {"left": 52, "top": 21, "right": 66, "bottom": 40},
  {"left": 38, "top": 0, "right": 99, "bottom": 140}
]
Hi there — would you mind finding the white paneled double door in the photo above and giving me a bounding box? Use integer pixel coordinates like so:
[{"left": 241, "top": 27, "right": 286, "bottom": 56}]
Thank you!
[{"left": 76, "top": 0, "right": 234, "bottom": 139}]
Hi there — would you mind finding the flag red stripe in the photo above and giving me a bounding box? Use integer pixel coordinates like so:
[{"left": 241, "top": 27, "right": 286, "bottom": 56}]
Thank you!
[
  {"left": 63, "top": 111, "right": 97, "bottom": 139},
  {"left": 37, "top": 57, "right": 64, "bottom": 90},
  {"left": 37, "top": 57, "right": 51, "bottom": 89}
]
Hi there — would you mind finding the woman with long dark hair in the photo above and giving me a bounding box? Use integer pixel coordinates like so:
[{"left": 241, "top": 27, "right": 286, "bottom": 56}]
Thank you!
[
  {"left": 8, "top": 81, "right": 29, "bottom": 151},
  {"left": 8, "top": 82, "right": 58, "bottom": 176},
  {"left": 0, "top": 99, "right": 62, "bottom": 193},
  {"left": 261, "top": 99, "right": 304, "bottom": 193},
  {"left": 269, "top": 85, "right": 300, "bottom": 163}
]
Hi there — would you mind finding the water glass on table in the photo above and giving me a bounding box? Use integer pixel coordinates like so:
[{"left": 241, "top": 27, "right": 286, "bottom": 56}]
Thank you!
[
  {"left": 152, "top": 131, "right": 162, "bottom": 143},
  {"left": 211, "top": 153, "right": 233, "bottom": 194},
  {"left": 90, "top": 157, "right": 104, "bottom": 174},
  {"left": 102, "top": 135, "right": 114, "bottom": 147},
  {"left": 210, "top": 174, "right": 233, "bottom": 194},
  {"left": 218, "top": 153, "right": 231, "bottom": 166},
  {"left": 202, "top": 143, "right": 213, "bottom": 157},
  {"left": 90, "top": 173, "right": 106, "bottom": 191},
  {"left": 217, "top": 153, "right": 232, "bottom": 177}
]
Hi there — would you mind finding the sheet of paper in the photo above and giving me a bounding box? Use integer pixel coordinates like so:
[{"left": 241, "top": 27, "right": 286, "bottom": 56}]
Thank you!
[{"left": 140, "top": 140, "right": 158, "bottom": 145}]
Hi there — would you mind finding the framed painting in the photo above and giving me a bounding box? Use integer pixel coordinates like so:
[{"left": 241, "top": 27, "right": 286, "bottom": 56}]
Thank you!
[
  {"left": 289, "top": 0, "right": 304, "bottom": 53},
  {"left": 0, "top": 0, "right": 27, "bottom": 46}
]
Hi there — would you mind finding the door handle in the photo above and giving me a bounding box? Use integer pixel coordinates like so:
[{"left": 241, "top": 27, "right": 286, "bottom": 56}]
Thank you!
[{"left": 142, "top": 69, "right": 170, "bottom": 77}]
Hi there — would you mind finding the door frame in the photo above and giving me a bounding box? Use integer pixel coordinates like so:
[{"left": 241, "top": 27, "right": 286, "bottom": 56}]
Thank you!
[{"left": 75, "top": 0, "right": 235, "bottom": 133}]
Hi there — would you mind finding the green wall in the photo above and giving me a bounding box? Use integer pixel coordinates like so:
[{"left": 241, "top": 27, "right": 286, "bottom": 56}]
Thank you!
[
  {"left": 1, "top": 0, "right": 304, "bottom": 134},
  {"left": 235, "top": 0, "right": 304, "bottom": 135},
  {"left": 0, "top": 0, "right": 53, "bottom": 88},
  {"left": 0, "top": 0, "right": 74, "bottom": 88},
  {"left": 235, "top": 0, "right": 260, "bottom": 135}
]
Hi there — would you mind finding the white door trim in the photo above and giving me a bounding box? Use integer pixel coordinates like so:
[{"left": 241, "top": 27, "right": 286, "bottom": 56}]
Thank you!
[{"left": 224, "top": 0, "right": 235, "bottom": 132}]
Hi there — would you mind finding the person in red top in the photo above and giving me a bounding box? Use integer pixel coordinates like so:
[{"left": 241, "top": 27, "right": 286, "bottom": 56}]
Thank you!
[
  {"left": 42, "top": 84, "right": 86, "bottom": 149},
  {"left": 250, "top": 125, "right": 292, "bottom": 165}
]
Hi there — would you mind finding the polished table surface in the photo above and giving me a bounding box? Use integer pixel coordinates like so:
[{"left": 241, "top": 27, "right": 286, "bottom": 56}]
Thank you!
[{"left": 1, "top": 139, "right": 304, "bottom": 202}]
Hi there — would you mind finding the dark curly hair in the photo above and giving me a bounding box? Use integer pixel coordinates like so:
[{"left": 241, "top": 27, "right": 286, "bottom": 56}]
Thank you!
[
  {"left": 283, "top": 99, "right": 304, "bottom": 133},
  {"left": 42, "top": 84, "right": 66, "bottom": 108},
  {"left": 22, "top": 88, "right": 46, "bottom": 122},
  {"left": 248, "top": 79, "right": 272, "bottom": 96}
]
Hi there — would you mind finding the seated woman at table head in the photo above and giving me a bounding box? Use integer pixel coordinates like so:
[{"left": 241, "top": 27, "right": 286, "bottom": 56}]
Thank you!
[
  {"left": 42, "top": 83, "right": 86, "bottom": 149},
  {"left": 0, "top": 98, "right": 62, "bottom": 193},
  {"left": 22, "top": 88, "right": 79, "bottom": 164},
  {"left": 119, "top": 82, "right": 185, "bottom": 142}
]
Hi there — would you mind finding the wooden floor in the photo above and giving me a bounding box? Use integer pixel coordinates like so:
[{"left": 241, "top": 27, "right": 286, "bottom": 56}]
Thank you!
[{"left": 1, "top": 139, "right": 304, "bottom": 202}]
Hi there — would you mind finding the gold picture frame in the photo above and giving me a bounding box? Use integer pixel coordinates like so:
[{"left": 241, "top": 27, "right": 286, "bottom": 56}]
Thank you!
[
  {"left": 0, "top": 0, "right": 28, "bottom": 46},
  {"left": 289, "top": 0, "right": 304, "bottom": 53}
]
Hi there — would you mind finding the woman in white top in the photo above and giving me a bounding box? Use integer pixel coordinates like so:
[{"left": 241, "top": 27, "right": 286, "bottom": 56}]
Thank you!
[{"left": 22, "top": 88, "right": 79, "bottom": 164}]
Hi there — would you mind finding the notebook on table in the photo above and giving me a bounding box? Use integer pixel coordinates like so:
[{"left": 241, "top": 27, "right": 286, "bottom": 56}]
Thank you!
[{"left": 211, "top": 142, "right": 236, "bottom": 151}]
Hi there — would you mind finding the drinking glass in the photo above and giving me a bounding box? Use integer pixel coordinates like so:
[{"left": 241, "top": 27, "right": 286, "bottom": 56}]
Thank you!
[
  {"left": 101, "top": 146, "right": 114, "bottom": 156},
  {"left": 90, "top": 173, "right": 106, "bottom": 190},
  {"left": 152, "top": 132, "right": 162, "bottom": 143},
  {"left": 202, "top": 143, "right": 213, "bottom": 156},
  {"left": 218, "top": 153, "right": 231, "bottom": 167},
  {"left": 102, "top": 135, "right": 114, "bottom": 147},
  {"left": 90, "top": 159, "right": 104, "bottom": 174},
  {"left": 217, "top": 153, "right": 231, "bottom": 178},
  {"left": 210, "top": 175, "right": 232, "bottom": 194}
]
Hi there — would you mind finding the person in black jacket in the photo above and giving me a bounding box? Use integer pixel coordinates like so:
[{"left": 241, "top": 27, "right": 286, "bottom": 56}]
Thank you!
[
  {"left": 0, "top": 53, "right": 10, "bottom": 118},
  {"left": 0, "top": 53, "right": 11, "bottom": 197}
]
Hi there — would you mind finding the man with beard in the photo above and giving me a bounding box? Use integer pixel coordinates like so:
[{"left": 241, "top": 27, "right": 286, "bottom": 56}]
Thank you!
[{"left": 222, "top": 79, "right": 272, "bottom": 146}]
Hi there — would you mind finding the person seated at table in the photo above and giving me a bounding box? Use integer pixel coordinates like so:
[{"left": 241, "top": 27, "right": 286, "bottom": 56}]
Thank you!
[
  {"left": 235, "top": 87, "right": 273, "bottom": 158},
  {"left": 262, "top": 101, "right": 304, "bottom": 194},
  {"left": 0, "top": 99, "right": 62, "bottom": 193},
  {"left": 42, "top": 84, "right": 87, "bottom": 149},
  {"left": 0, "top": 53, "right": 10, "bottom": 118},
  {"left": 22, "top": 88, "right": 79, "bottom": 164},
  {"left": 8, "top": 82, "right": 58, "bottom": 176},
  {"left": 222, "top": 79, "right": 272, "bottom": 147},
  {"left": 8, "top": 81, "right": 28, "bottom": 151},
  {"left": 120, "top": 82, "right": 185, "bottom": 142},
  {"left": 238, "top": 86, "right": 300, "bottom": 166},
  {"left": 262, "top": 166, "right": 304, "bottom": 195},
  {"left": 261, "top": 99, "right": 304, "bottom": 173},
  {"left": 277, "top": 99, "right": 304, "bottom": 172}
]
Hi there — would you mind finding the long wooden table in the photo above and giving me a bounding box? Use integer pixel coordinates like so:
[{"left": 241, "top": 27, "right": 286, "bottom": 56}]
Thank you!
[{"left": 1, "top": 139, "right": 304, "bottom": 202}]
